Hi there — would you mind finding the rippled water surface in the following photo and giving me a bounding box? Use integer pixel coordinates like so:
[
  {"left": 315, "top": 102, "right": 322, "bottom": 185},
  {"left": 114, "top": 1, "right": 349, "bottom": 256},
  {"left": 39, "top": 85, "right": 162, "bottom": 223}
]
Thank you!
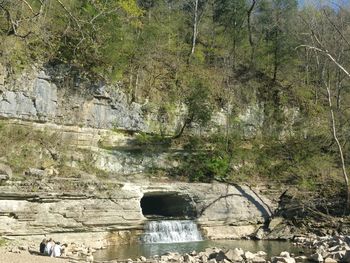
[{"left": 93, "top": 240, "right": 308, "bottom": 261}]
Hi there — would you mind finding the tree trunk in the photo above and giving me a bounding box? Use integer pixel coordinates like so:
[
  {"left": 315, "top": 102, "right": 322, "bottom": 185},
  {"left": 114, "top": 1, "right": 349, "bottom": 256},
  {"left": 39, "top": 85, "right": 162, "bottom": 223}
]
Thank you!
[
  {"left": 247, "top": 0, "right": 256, "bottom": 64},
  {"left": 190, "top": 0, "right": 199, "bottom": 57},
  {"left": 325, "top": 82, "right": 350, "bottom": 212},
  {"left": 173, "top": 115, "right": 194, "bottom": 139},
  {"left": 273, "top": 31, "right": 278, "bottom": 81}
]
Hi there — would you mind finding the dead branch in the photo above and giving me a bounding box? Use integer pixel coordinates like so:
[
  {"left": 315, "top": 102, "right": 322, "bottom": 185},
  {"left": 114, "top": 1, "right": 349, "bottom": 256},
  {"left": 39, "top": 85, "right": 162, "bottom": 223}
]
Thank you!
[
  {"left": 20, "top": 0, "right": 36, "bottom": 14},
  {"left": 297, "top": 45, "right": 350, "bottom": 79},
  {"left": 55, "top": 0, "right": 82, "bottom": 30}
]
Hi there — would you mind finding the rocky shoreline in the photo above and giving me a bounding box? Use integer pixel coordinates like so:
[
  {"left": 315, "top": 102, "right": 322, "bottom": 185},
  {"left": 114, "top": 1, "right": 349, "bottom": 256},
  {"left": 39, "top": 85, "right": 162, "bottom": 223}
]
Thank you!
[{"left": 4, "top": 234, "right": 350, "bottom": 263}]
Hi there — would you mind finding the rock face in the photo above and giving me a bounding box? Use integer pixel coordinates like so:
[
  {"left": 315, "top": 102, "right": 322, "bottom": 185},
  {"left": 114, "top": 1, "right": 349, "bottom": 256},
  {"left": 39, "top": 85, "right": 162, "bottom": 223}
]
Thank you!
[
  {"left": 0, "top": 179, "right": 273, "bottom": 245},
  {"left": 0, "top": 68, "right": 146, "bottom": 131},
  {"left": 0, "top": 65, "right": 278, "bottom": 247},
  {"left": 0, "top": 66, "right": 298, "bottom": 136}
]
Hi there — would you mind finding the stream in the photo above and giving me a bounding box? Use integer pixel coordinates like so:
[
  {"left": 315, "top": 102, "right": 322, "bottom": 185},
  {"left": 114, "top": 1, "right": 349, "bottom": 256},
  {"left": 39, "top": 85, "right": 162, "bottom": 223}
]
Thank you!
[
  {"left": 93, "top": 239, "right": 308, "bottom": 261},
  {"left": 94, "top": 220, "right": 309, "bottom": 261}
]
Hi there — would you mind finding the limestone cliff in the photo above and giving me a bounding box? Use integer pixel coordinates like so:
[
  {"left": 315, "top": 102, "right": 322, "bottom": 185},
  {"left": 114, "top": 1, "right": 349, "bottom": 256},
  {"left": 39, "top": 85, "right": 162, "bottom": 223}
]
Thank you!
[
  {"left": 0, "top": 178, "right": 274, "bottom": 245},
  {"left": 0, "top": 65, "right": 281, "bottom": 246}
]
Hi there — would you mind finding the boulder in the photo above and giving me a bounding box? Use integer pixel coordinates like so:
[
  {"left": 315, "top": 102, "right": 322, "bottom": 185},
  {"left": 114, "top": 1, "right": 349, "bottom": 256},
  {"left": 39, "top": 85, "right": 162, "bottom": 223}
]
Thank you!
[
  {"left": 328, "top": 250, "right": 346, "bottom": 260},
  {"left": 316, "top": 245, "right": 328, "bottom": 257},
  {"left": 272, "top": 256, "right": 296, "bottom": 263},
  {"left": 245, "top": 251, "right": 257, "bottom": 260},
  {"left": 268, "top": 217, "right": 284, "bottom": 231},
  {"left": 200, "top": 254, "right": 209, "bottom": 263},
  {"left": 256, "top": 251, "right": 267, "bottom": 257},
  {"left": 25, "top": 168, "right": 46, "bottom": 177},
  {"left": 266, "top": 223, "right": 294, "bottom": 240},
  {"left": 280, "top": 252, "right": 291, "bottom": 258},
  {"left": 294, "top": 236, "right": 307, "bottom": 243},
  {"left": 309, "top": 253, "right": 323, "bottom": 262},
  {"left": 324, "top": 258, "right": 338, "bottom": 263},
  {"left": 294, "top": 256, "right": 307, "bottom": 262},
  {"left": 205, "top": 248, "right": 219, "bottom": 258},
  {"left": 253, "top": 228, "right": 266, "bottom": 240},
  {"left": 86, "top": 254, "right": 94, "bottom": 263},
  {"left": 215, "top": 251, "right": 227, "bottom": 262},
  {"left": 184, "top": 254, "right": 196, "bottom": 263},
  {"left": 252, "top": 257, "right": 266, "bottom": 263},
  {"left": 329, "top": 245, "right": 340, "bottom": 252},
  {"left": 225, "top": 249, "right": 244, "bottom": 262}
]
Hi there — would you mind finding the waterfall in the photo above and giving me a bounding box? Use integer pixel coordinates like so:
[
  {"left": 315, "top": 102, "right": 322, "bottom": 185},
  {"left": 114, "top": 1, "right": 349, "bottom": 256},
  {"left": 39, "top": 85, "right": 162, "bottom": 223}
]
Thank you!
[{"left": 142, "top": 220, "right": 203, "bottom": 244}]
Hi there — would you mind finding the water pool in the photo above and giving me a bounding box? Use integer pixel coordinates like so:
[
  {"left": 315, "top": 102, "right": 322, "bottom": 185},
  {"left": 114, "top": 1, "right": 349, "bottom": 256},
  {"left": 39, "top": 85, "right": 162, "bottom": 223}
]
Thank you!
[{"left": 93, "top": 239, "right": 308, "bottom": 261}]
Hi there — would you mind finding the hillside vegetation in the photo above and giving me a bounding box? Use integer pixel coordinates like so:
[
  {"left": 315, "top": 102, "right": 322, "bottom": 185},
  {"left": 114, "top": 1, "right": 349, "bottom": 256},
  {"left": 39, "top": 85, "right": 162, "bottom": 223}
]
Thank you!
[{"left": 1, "top": 0, "right": 350, "bottom": 207}]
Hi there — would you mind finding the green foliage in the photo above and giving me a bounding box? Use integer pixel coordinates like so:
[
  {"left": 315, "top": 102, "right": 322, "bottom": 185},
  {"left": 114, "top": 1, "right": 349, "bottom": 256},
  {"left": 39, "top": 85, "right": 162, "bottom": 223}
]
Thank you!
[
  {"left": 0, "top": 121, "right": 63, "bottom": 176},
  {"left": 176, "top": 151, "right": 230, "bottom": 183},
  {"left": 0, "top": 237, "right": 7, "bottom": 247},
  {"left": 0, "top": 121, "right": 109, "bottom": 179},
  {"left": 76, "top": 149, "right": 108, "bottom": 178},
  {"left": 256, "top": 0, "right": 299, "bottom": 79},
  {"left": 185, "top": 78, "right": 214, "bottom": 127},
  {"left": 0, "top": 0, "right": 143, "bottom": 79},
  {"left": 2, "top": 0, "right": 350, "bottom": 199},
  {"left": 134, "top": 132, "right": 170, "bottom": 146}
]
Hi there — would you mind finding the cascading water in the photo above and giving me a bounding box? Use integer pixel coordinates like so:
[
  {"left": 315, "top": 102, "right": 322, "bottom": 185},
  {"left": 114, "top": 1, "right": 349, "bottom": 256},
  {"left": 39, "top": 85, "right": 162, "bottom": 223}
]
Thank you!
[{"left": 142, "top": 220, "right": 203, "bottom": 244}]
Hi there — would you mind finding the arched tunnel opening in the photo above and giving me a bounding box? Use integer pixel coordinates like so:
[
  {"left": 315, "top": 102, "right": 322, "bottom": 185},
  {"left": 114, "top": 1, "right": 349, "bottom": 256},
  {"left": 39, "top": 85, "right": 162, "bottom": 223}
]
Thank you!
[{"left": 141, "top": 192, "right": 197, "bottom": 219}]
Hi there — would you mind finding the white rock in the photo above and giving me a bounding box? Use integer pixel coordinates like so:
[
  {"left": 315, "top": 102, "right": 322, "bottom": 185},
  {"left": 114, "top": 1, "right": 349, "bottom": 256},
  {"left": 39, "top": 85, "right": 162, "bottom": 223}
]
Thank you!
[
  {"left": 245, "top": 251, "right": 256, "bottom": 260},
  {"left": 225, "top": 249, "right": 244, "bottom": 262},
  {"left": 280, "top": 252, "right": 291, "bottom": 258},
  {"left": 86, "top": 254, "right": 94, "bottom": 262},
  {"left": 324, "top": 258, "right": 337, "bottom": 263},
  {"left": 294, "top": 256, "right": 307, "bottom": 261},
  {"left": 235, "top": 248, "right": 244, "bottom": 256},
  {"left": 252, "top": 256, "right": 266, "bottom": 263},
  {"left": 256, "top": 251, "right": 267, "bottom": 257},
  {"left": 184, "top": 254, "right": 195, "bottom": 263}
]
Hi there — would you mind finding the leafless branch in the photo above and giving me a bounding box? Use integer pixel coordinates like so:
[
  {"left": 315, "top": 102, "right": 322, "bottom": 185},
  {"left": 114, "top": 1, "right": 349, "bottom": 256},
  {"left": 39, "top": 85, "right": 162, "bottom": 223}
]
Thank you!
[
  {"left": 20, "top": 0, "right": 36, "bottom": 14},
  {"left": 297, "top": 45, "right": 350, "bottom": 79},
  {"left": 323, "top": 9, "right": 350, "bottom": 50},
  {"left": 55, "top": 0, "right": 81, "bottom": 30}
]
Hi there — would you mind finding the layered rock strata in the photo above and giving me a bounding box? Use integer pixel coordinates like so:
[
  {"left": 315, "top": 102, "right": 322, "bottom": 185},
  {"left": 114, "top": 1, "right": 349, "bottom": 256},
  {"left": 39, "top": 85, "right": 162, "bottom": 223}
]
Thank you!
[{"left": 0, "top": 179, "right": 274, "bottom": 245}]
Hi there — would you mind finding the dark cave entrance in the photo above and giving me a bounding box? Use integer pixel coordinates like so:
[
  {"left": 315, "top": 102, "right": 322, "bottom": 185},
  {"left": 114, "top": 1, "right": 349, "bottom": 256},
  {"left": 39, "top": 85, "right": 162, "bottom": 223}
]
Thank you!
[{"left": 140, "top": 192, "right": 197, "bottom": 219}]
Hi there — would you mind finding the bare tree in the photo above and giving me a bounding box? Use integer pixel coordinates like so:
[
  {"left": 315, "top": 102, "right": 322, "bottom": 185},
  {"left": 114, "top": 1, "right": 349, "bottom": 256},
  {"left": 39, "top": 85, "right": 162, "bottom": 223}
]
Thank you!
[
  {"left": 299, "top": 13, "right": 350, "bottom": 210},
  {"left": 247, "top": 0, "right": 257, "bottom": 63},
  {"left": 190, "top": 0, "right": 199, "bottom": 56},
  {"left": 188, "top": 0, "right": 208, "bottom": 61}
]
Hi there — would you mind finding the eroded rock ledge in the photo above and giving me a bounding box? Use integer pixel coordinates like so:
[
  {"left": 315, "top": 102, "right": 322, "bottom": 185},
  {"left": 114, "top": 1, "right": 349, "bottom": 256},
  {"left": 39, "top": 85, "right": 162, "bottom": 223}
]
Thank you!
[{"left": 0, "top": 178, "right": 274, "bottom": 246}]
